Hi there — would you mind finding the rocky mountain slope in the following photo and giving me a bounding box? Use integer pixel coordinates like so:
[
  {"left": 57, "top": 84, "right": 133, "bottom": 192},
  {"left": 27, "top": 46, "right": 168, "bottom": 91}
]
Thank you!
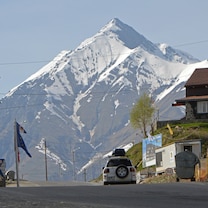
[{"left": 0, "top": 18, "right": 205, "bottom": 181}]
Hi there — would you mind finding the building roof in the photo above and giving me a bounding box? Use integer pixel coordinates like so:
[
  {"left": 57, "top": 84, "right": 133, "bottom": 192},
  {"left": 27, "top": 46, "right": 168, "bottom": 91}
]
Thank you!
[
  {"left": 172, "top": 95, "right": 208, "bottom": 106},
  {"left": 185, "top": 68, "right": 208, "bottom": 87}
]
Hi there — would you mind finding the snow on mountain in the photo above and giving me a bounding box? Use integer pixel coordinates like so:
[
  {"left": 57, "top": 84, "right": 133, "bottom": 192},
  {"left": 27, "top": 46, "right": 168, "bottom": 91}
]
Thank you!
[
  {"left": 0, "top": 18, "right": 203, "bottom": 182},
  {"left": 157, "top": 43, "right": 199, "bottom": 64}
]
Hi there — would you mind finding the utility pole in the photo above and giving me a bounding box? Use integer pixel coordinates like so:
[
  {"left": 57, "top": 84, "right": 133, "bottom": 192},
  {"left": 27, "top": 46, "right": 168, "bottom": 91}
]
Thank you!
[
  {"left": 44, "top": 139, "right": 48, "bottom": 181},
  {"left": 72, "top": 147, "right": 80, "bottom": 181},
  {"left": 14, "top": 120, "right": 19, "bottom": 187},
  {"left": 72, "top": 150, "right": 75, "bottom": 181},
  {"left": 83, "top": 168, "right": 87, "bottom": 182}
]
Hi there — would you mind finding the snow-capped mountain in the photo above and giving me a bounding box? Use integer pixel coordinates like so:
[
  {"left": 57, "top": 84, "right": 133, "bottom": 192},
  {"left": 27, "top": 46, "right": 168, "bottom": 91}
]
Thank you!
[{"left": 0, "top": 18, "right": 206, "bottom": 181}]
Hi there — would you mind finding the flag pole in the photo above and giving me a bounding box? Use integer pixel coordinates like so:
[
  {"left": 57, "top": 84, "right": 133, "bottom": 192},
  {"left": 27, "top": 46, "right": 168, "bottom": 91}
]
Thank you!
[{"left": 14, "top": 120, "right": 20, "bottom": 187}]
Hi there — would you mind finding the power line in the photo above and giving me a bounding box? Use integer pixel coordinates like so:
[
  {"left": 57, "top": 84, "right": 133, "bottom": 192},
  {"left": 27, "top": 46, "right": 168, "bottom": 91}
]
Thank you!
[
  {"left": 0, "top": 60, "right": 50, "bottom": 66},
  {"left": 0, "top": 103, "right": 43, "bottom": 110},
  {"left": 0, "top": 39, "right": 208, "bottom": 67},
  {"left": 0, "top": 88, "right": 137, "bottom": 97},
  {"left": 174, "top": 39, "right": 208, "bottom": 47},
  {"left": 0, "top": 88, "right": 138, "bottom": 110}
]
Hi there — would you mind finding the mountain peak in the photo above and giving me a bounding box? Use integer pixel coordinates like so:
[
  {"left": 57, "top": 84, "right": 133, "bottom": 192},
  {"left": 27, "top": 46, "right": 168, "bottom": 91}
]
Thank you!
[
  {"left": 100, "top": 18, "right": 122, "bottom": 28},
  {"left": 101, "top": 18, "right": 126, "bottom": 32},
  {"left": 96, "top": 18, "right": 156, "bottom": 50}
]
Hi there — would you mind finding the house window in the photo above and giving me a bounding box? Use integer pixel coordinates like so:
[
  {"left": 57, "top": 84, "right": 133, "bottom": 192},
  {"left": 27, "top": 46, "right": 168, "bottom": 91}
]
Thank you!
[{"left": 197, "top": 101, "right": 208, "bottom": 113}]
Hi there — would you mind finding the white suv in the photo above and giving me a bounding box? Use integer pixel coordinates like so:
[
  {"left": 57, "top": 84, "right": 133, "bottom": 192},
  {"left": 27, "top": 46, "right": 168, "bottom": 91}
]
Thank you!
[{"left": 103, "top": 157, "right": 136, "bottom": 185}]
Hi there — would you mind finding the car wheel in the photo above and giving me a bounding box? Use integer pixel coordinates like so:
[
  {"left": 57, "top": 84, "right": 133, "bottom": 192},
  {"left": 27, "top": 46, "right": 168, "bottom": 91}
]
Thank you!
[
  {"left": 116, "top": 165, "right": 129, "bottom": 178},
  {"left": 104, "top": 182, "right": 108, "bottom": 185}
]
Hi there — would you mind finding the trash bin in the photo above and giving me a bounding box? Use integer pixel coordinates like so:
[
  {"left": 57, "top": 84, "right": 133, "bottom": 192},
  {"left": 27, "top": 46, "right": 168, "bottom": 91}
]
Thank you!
[{"left": 175, "top": 151, "right": 200, "bottom": 182}]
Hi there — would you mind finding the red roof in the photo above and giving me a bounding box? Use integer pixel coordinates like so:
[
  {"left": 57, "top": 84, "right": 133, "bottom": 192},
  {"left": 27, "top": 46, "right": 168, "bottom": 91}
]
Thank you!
[{"left": 185, "top": 68, "right": 208, "bottom": 86}]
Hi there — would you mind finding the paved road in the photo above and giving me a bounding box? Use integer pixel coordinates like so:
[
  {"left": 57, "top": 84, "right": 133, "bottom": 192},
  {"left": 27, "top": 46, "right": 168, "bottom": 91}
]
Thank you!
[{"left": 1, "top": 182, "right": 208, "bottom": 207}]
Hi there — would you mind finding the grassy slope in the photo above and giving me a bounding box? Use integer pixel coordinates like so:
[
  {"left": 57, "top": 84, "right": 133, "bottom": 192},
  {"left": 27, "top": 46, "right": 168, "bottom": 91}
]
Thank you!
[
  {"left": 126, "top": 122, "right": 208, "bottom": 170},
  {"left": 94, "top": 122, "right": 208, "bottom": 183}
]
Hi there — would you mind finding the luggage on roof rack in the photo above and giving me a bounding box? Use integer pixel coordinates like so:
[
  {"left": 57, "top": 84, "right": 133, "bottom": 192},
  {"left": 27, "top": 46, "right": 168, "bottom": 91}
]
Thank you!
[{"left": 112, "top": 148, "right": 125, "bottom": 157}]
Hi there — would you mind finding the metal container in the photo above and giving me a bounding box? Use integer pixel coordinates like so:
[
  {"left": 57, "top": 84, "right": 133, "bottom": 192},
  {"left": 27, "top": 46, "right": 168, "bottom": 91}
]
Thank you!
[{"left": 175, "top": 151, "right": 199, "bottom": 182}]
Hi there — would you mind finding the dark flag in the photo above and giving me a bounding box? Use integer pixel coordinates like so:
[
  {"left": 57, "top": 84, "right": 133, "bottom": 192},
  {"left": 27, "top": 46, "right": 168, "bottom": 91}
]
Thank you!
[{"left": 16, "top": 122, "right": 32, "bottom": 158}]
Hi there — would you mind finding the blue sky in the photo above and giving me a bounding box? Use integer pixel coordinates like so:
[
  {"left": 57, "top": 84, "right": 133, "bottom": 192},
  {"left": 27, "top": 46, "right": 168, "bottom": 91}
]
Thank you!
[{"left": 1, "top": 0, "right": 208, "bottom": 97}]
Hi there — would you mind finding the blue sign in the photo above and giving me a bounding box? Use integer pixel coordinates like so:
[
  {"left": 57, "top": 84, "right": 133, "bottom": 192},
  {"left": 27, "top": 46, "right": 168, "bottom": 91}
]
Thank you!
[{"left": 142, "top": 134, "right": 162, "bottom": 168}]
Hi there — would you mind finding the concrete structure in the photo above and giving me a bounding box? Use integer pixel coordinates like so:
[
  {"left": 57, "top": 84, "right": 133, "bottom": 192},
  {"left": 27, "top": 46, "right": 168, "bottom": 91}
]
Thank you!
[{"left": 155, "top": 140, "right": 201, "bottom": 174}]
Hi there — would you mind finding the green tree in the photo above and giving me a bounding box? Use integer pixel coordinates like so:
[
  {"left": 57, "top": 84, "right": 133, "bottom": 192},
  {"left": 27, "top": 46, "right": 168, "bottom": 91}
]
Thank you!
[{"left": 130, "top": 93, "right": 155, "bottom": 138}]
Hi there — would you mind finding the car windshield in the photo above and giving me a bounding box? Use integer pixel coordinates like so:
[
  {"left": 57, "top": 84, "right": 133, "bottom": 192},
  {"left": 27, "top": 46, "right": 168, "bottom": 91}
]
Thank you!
[{"left": 107, "top": 158, "right": 132, "bottom": 167}]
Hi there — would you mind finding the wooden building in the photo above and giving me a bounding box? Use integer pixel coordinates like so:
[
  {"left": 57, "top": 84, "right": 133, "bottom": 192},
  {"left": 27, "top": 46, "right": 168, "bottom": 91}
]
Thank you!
[{"left": 173, "top": 68, "right": 208, "bottom": 120}]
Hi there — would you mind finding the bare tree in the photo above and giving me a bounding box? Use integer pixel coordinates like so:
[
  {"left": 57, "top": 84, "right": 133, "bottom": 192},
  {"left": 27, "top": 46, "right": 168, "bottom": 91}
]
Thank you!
[{"left": 130, "top": 93, "right": 155, "bottom": 138}]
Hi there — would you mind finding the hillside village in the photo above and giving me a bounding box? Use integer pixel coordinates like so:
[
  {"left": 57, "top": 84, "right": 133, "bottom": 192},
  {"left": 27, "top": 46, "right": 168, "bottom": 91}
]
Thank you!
[{"left": 127, "top": 67, "right": 208, "bottom": 183}]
